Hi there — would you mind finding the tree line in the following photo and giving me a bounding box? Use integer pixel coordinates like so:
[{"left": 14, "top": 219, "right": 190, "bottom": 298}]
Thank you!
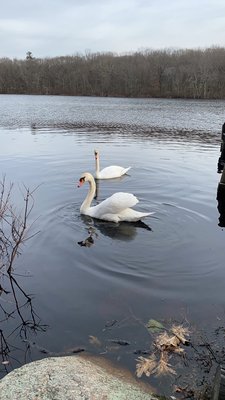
[{"left": 0, "top": 47, "right": 225, "bottom": 99}]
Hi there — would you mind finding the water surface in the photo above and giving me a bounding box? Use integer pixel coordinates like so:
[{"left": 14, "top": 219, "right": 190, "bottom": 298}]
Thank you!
[{"left": 0, "top": 95, "right": 224, "bottom": 395}]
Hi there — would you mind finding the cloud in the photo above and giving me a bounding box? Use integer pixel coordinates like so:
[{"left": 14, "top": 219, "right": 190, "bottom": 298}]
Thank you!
[{"left": 0, "top": 0, "right": 225, "bottom": 59}]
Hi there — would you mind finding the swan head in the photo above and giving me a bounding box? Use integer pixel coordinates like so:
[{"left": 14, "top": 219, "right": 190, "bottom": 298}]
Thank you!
[
  {"left": 94, "top": 149, "right": 99, "bottom": 160},
  {"left": 77, "top": 172, "right": 94, "bottom": 187}
]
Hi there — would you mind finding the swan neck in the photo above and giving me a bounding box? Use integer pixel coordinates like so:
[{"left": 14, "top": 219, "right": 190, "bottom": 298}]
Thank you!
[
  {"left": 95, "top": 156, "right": 100, "bottom": 175},
  {"left": 80, "top": 176, "right": 96, "bottom": 212}
]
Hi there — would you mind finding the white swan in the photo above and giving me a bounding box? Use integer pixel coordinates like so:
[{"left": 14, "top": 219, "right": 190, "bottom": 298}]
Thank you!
[
  {"left": 78, "top": 172, "right": 153, "bottom": 223},
  {"left": 94, "top": 150, "right": 131, "bottom": 179}
]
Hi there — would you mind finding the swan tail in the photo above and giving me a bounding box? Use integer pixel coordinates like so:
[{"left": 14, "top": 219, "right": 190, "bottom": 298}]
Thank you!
[
  {"left": 136, "top": 212, "right": 155, "bottom": 220},
  {"left": 122, "top": 167, "right": 131, "bottom": 175},
  {"left": 118, "top": 210, "right": 155, "bottom": 222}
]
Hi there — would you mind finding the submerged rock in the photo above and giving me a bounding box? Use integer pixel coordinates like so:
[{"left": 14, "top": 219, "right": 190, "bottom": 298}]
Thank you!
[{"left": 0, "top": 354, "right": 158, "bottom": 400}]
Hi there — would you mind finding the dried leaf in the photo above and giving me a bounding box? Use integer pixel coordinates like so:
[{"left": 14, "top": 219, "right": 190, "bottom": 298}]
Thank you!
[
  {"left": 136, "top": 354, "right": 157, "bottom": 378},
  {"left": 146, "top": 319, "right": 164, "bottom": 333},
  {"left": 154, "top": 352, "right": 176, "bottom": 376},
  {"left": 173, "top": 346, "right": 184, "bottom": 354},
  {"left": 89, "top": 335, "right": 101, "bottom": 347},
  {"left": 171, "top": 325, "right": 190, "bottom": 344},
  {"left": 155, "top": 331, "right": 180, "bottom": 351}
]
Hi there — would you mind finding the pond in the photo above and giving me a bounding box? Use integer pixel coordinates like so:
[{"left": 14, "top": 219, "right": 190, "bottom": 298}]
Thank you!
[{"left": 0, "top": 94, "right": 224, "bottom": 396}]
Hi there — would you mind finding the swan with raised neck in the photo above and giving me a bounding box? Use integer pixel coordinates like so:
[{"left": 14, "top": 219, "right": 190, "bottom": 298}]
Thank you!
[
  {"left": 94, "top": 150, "right": 131, "bottom": 179},
  {"left": 77, "top": 172, "right": 153, "bottom": 223}
]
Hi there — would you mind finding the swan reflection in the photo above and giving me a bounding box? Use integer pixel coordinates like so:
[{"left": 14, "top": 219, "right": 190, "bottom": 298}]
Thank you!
[
  {"left": 94, "top": 175, "right": 129, "bottom": 200},
  {"left": 78, "top": 214, "right": 151, "bottom": 245}
]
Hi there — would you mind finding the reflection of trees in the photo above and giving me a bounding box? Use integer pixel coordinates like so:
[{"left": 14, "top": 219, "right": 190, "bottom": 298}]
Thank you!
[{"left": 0, "top": 177, "right": 47, "bottom": 374}]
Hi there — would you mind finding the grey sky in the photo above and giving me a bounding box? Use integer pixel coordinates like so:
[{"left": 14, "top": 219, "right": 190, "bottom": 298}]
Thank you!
[{"left": 1, "top": 0, "right": 225, "bottom": 59}]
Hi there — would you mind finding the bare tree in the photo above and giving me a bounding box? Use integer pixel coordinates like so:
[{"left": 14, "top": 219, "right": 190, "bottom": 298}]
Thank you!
[{"left": 1, "top": 47, "right": 225, "bottom": 98}]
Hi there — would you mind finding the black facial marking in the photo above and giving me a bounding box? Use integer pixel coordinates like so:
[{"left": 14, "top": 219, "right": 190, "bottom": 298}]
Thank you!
[{"left": 79, "top": 177, "right": 85, "bottom": 183}]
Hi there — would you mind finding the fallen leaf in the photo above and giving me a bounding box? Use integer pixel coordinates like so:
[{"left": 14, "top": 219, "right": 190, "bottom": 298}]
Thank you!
[
  {"left": 154, "top": 352, "right": 176, "bottom": 377},
  {"left": 171, "top": 325, "right": 190, "bottom": 345},
  {"left": 146, "top": 319, "right": 165, "bottom": 333},
  {"left": 155, "top": 331, "right": 180, "bottom": 351},
  {"left": 136, "top": 354, "right": 157, "bottom": 378}
]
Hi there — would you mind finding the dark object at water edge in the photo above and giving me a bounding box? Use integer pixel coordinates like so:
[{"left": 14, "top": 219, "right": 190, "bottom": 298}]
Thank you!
[
  {"left": 217, "top": 123, "right": 225, "bottom": 173},
  {"left": 217, "top": 168, "right": 225, "bottom": 227}
]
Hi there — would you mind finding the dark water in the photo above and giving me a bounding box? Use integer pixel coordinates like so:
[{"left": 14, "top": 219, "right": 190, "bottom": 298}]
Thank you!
[{"left": 0, "top": 95, "right": 224, "bottom": 395}]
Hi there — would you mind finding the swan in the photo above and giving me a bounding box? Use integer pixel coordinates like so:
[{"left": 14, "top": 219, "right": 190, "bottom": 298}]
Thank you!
[
  {"left": 77, "top": 172, "right": 153, "bottom": 223},
  {"left": 94, "top": 150, "right": 131, "bottom": 179}
]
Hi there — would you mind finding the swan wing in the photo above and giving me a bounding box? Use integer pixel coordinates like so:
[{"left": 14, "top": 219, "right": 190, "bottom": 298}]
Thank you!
[{"left": 94, "top": 192, "right": 138, "bottom": 215}]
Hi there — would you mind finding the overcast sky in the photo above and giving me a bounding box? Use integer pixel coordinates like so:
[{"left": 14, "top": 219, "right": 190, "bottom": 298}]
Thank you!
[{"left": 1, "top": 0, "right": 225, "bottom": 59}]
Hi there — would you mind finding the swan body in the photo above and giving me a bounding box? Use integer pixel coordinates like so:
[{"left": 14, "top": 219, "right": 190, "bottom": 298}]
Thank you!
[
  {"left": 78, "top": 172, "right": 153, "bottom": 223},
  {"left": 94, "top": 150, "right": 131, "bottom": 179}
]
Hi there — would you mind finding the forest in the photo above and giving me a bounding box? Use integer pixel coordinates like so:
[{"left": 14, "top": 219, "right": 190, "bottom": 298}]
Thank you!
[{"left": 0, "top": 46, "right": 225, "bottom": 99}]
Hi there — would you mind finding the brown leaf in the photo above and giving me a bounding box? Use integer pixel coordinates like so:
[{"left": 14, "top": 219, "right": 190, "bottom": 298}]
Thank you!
[
  {"left": 155, "top": 331, "right": 180, "bottom": 351},
  {"left": 136, "top": 354, "right": 157, "bottom": 378},
  {"left": 173, "top": 346, "right": 185, "bottom": 354},
  {"left": 154, "top": 352, "right": 176, "bottom": 377},
  {"left": 171, "top": 325, "right": 190, "bottom": 344}
]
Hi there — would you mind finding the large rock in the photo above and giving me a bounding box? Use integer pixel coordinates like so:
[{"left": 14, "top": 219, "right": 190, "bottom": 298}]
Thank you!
[{"left": 0, "top": 355, "right": 158, "bottom": 400}]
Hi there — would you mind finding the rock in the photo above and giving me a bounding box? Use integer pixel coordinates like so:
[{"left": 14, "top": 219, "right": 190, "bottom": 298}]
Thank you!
[{"left": 0, "top": 354, "right": 158, "bottom": 400}]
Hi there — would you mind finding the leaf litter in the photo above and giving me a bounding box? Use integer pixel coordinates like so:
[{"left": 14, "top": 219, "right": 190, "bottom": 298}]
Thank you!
[{"left": 136, "top": 322, "right": 190, "bottom": 378}]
